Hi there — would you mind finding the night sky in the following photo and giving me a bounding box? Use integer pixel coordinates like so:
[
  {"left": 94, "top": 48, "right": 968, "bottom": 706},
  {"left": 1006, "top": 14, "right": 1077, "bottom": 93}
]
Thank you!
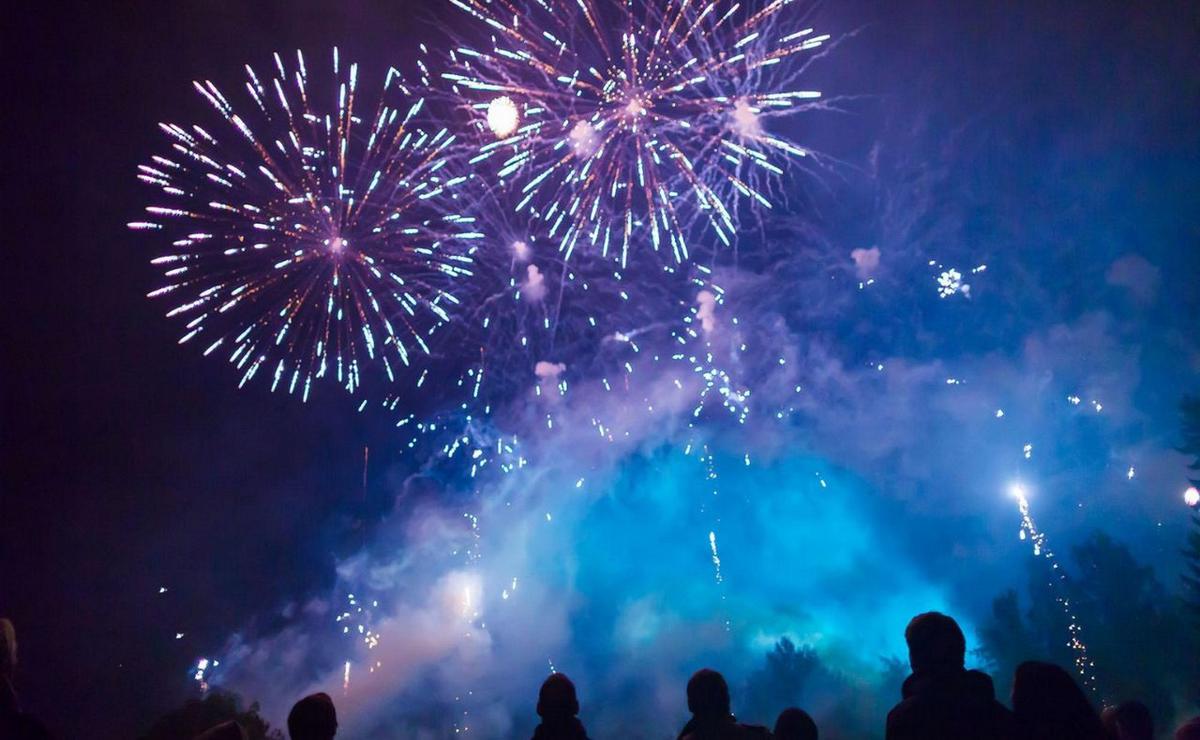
[{"left": 4, "top": 1, "right": 1199, "bottom": 738}]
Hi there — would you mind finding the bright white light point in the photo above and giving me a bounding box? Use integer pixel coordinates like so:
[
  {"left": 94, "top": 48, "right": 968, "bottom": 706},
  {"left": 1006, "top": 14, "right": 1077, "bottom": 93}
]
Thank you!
[
  {"left": 730, "top": 98, "right": 763, "bottom": 139},
  {"left": 521, "top": 264, "right": 547, "bottom": 302},
  {"left": 1185, "top": 486, "right": 1200, "bottom": 507},
  {"left": 996, "top": 409, "right": 1005, "bottom": 418},
  {"left": 545, "top": 512, "right": 552, "bottom": 522},
  {"left": 569, "top": 120, "right": 599, "bottom": 158},
  {"left": 1009, "top": 483, "right": 1026, "bottom": 500},
  {"left": 1024, "top": 443, "right": 1033, "bottom": 459},
  {"left": 1126, "top": 466, "right": 1135, "bottom": 480},
  {"left": 175, "top": 633, "right": 184, "bottom": 640},
  {"left": 158, "top": 586, "right": 168, "bottom": 594},
  {"left": 486, "top": 96, "right": 519, "bottom": 138}
]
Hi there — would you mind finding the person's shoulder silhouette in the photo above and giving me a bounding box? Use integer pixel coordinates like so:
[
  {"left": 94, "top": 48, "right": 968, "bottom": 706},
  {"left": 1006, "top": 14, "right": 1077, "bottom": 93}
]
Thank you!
[
  {"left": 1, "top": 618, "right": 53, "bottom": 740},
  {"left": 1102, "top": 700, "right": 1153, "bottom": 740},
  {"left": 885, "top": 611, "right": 1019, "bottom": 740}
]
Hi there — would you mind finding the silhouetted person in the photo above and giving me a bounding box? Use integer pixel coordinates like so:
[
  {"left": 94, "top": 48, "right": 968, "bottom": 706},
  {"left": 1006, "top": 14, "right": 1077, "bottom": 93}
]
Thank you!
[
  {"left": 885, "top": 611, "right": 1019, "bottom": 740},
  {"left": 195, "top": 720, "right": 247, "bottom": 740},
  {"left": 774, "top": 707, "right": 818, "bottom": 740},
  {"left": 1175, "top": 717, "right": 1200, "bottom": 740},
  {"left": 0, "top": 618, "right": 52, "bottom": 740},
  {"left": 678, "top": 669, "right": 770, "bottom": 740},
  {"left": 532, "top": 673, "right": 589, "bottom": 740},
  {"left": 288, "top": 692, "right": 338, "bottom": 740},
  {"left": 1102, "top": 700, "right": 1153, "bottom": 740},
  {"left": 1010, "top": 661, "right": 1104, "bottom": 740}
]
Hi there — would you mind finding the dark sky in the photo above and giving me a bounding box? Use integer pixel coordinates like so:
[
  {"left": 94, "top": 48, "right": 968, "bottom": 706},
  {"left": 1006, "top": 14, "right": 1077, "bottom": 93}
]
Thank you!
[
  {"left": 6, "top": 3, "right": 442, "bottom": 736},
  {"left": 4, "top": 1, "right": 1199, "bottom": 738}
]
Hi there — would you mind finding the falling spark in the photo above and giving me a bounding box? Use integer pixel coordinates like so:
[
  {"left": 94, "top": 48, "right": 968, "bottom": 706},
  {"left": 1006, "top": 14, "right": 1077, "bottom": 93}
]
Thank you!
[
  {"left": 708, "top": 530, "right": 723, "bottom": 584},
  {"left": 1009, "top": 483, "right": 1098, "bottom": 692}
]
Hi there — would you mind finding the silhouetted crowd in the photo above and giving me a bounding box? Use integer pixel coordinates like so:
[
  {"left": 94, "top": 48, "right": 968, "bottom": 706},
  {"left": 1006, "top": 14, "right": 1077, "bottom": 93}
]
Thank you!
[{"left": 3, "top": 613, "right": 1200, "bottom": 739}]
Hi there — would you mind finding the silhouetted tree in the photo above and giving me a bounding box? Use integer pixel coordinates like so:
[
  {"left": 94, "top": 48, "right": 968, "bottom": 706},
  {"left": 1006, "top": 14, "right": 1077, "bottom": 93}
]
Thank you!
[
  {"left": 978, "top": 532, "right": 1187, "bottom": 732},
  {"left": 743, "top": 638, "right": 823, "bottom": 724},
  {"left": 1180, "top": 397, "right": 1200, "bottom": 594},
  {"left": 1182, "top": 510, "right": 1200, "bottom": 712},
  {"left": 1069, "top": 533, "right": 1175, "bottom": 725},
  {"left": 740, "top": 639, "right": 900, "bottom": 740},
  {"left": 1185, "top": 510, "right": 1200, "bottom": 627},
  {"left": 978, "top": 568, "right": 1075, "bottom": 701},
  {"left": 977, "top": 589, "right": 1036, "bottom": 699},
  {"left": 1178, "top": 396, "right": 1200, "bottom": 709},
  {"left": 140, "top": 688, "right": 282, "bottom": 740}
]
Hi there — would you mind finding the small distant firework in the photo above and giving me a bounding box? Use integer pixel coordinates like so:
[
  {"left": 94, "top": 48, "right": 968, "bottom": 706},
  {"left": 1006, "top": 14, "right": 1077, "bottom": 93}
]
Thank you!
[
  {"left": 337, "top": 592, "right": 382, "bottom": 651},
  {"left": 131, "top": 48, "right": 481, "bottom": 399},
  {"left": 936, "top": 268, "right": 964, "bottom": 298},
  {"left": 444, "top": 0, "right": 831, "bottom": 265},
  {"left": 930, "top": 261, "right": 985, "bottom": 298},
  {"left": 192, "top": 657, "right": 218, "bottom": 693}
]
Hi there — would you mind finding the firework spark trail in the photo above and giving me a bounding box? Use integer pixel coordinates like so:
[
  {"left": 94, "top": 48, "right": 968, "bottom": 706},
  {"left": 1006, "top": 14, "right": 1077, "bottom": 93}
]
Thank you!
[
  {"left": 130, "top": 48, "right": 482, "bottom": 399},
  {"left": 1010, "top": 484, "right": 1099, "bottom": 693},
  {"left": 382, "top": 187, "right": 736, "bottom": 421},
  {"left": 443, "top": 0, "right": 831, "bottom": 266}
]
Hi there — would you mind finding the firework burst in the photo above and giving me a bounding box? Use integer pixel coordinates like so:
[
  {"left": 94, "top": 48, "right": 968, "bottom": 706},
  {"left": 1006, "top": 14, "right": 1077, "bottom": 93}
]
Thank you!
[
  {"left": 130, "top": 48, "right": 481, "bottom": 399},
  {"left": 443, "top": 0, "right": 831, "bottom": 267}
]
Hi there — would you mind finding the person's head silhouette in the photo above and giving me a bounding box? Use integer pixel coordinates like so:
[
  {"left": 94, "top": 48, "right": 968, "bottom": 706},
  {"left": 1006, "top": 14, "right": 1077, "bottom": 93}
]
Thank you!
[
  {"left": 537, "top": 673, "right": 580, "bottom": 720},
  {"left": 195, "top": 720, "right": 247, "bottom": 740},
  {"left": 1102, "top": 700, "right": 1153, "bottom": 740},
  {"left": 686, "top": 669, "right": 731, "bottom": 721},
  {"left": 904, "top": 611, "right": 965, "bottom": 674},
  {"left": 0, "top": 618, "right": 16, "bottom": 682},
  {"left": 1176, "top": 716, "right": 1200, "bottom": 740},
  {"left": 287, "top": 692, "right": 337, "bottom": 740},
  {"left": 774, "top": 707, "right": 818, "bottom": 740},
  {"left": 1011, "top": 661, "right": 1102, "bottom": 740}
]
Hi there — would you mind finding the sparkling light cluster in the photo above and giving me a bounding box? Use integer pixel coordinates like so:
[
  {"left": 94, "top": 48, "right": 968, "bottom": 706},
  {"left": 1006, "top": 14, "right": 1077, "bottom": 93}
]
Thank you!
[
  {"left": 131, "top": 48, "right": 481, "bottom": 398},
  {"left": 445, "top": 0, "right": 830, "bottom": 266}
]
